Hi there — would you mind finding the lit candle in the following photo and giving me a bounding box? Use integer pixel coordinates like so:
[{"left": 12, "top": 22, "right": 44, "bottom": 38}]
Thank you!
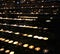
[
  {"left": 23, "top": 44, "right": 29, "bottom": 47},
  {"left": 13, "top": 41, "right": 18, "bottom": 45},
  {"left": 9, "top": 51, "right": 14, "bottom": 54},
  {"left": 27, "top": 35, "right": 33, "bottom": 37},
  {"left": 5, "top": 50, "right": 10, "bottom": 53},
  {"left": 0, "top": 48, "right": 4, "bottom": 51},
  {"left": 33, "top": 36, "right": 38, "bottom": 39},
  {"left": 23, "top": 34, "right": 28, "bottom": 36},
  {"left": 5, "top": 39, "right": 10, "bottom": 42},
  {"left": 8, "top": 40, "right": 13, "bottom": 43},
  {"left": 43, "top": 28, "right": 48, "bottom": 30},
  {"left": 43, "top": 49, "right": 49, "bottom": 53},
  {"left": 43, "top": 37, "right": 48, "bottom": 40},
  {"left": 1, "top": 38, "right": 5, "bottom": 41},
  {"left": 46, "top": 20, "right": 51, "bottom": 22},
  {"left": 35, "top": 47, "right": 41, "bottom": 51},
  {"left": 29, "top": 45, "right": 34, "bottom": 49},
  {"left": 14, "top": 32, "right": 20, "bottom": 35},
  {"left": 38, "top": 36, "right": 43, "bottom": 39}
]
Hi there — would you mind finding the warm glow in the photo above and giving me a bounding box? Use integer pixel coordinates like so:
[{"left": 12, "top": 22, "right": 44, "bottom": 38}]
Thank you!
[
  {"left": 5, "top": 50, "right": 10, "bottom": 53},
  {"left": 13, "top": 41, "right": 18, "bottom": 45},
  {"left": 14, "top": 32, "right": 20, "bottom": 35},
  {"left": 0, "top": 48, "right": 4, "bottom": 51},
  {"left": 13, "top": 24, "right": 18, "bottom": 26},
  {"left": 33, "top": 36, "right": 38, "bottom": 39},
  {"left": 5, "top": 39, "right": 10, "bottom": 42},
  {"left": 31, "top": 12, "right": 34, "bottom": 14},
  {"left": 5, "top": 30, "right": 10, "bottom": 32},
  {"left": 35, "top": 47, "right": 41, "bottom": 51},
  {"left": 20, "top": 16, "right": 38, "bottom": 19},
  {"left": 41, "top": 6, "right": 44, "bottom": 8},
  {"left": 43, "top": 37, "right": 48, "bottom": 40},
  {"left": 27, "top": 35, "right": 33, "bottom": 37},
  {"left": 8, "top": 31, "right": 13, "bottom": 33},
  {"left": 23, "top": 34, "right": 28, "bottom": 36},
  {"left": 8, "top": 40, "right": 13, "bottom": 43},
  {"left": 43, "top": 49, "right": 49, "bottom": 53},
  {"left": 52, "top": 5, "right": 54, "bottom": 8},
  {"left": 33, "top": 27, "right": 38, "bottom": 29},
  {"left": 38, "top": 36, "right": 43, "bottom": 39},
  {"left": 46, "top": 20, "right": 51, "bottom": 22},
  {"left": 0, "top": 38, "right": 5, "bottom": 41},
  {"left": 23, "top": 44, "right": 29, "bottom": 47},
  {"left": 0, "top": 29, "right": 3, "bottom": 31},
  {"left": 9, "top": 51, "right": 14, "bottom": 54},
  {"left": 43, "top": 28, "right": 48, "bottom": 30},
  {"left": 0, "top": 38, "right": 2, "bottom": 40},
  {"left": 29, "top": 45, "right": 34, "bottom": 49},
  {"left": 1, "top": 38, "right": 5, "bottom": 41}
]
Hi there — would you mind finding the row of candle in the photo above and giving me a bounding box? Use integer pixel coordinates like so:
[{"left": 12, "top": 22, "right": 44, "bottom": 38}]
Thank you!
[
  {"left": 0, "top": 47, "right": 14, "bottom": 54},
  {"left": 0, "top": 17, "right": 52, "bottom": 22},
  {"left": 0, "top": 5, "right": 59, "bottom": 9},
  {"left": 0, "top": 23, "right": 48, "bottom": 30},
  {"left": 0, "top": 37, "right": 49, "bottom": 53},
  {"left": 0, "top": 29, "right": 48, "bottom": 40},
  {"left": 0, "top": 16, "right": 38, "bottom": 19},
  {"left": 0, "top": 17, "right": 36, "bottom": 21},
  {"left": 0, "top": 11, "right": 57, "bottom": 15},
  {"left": 0, "top": 16, "right": 53, "bottom": 20}
]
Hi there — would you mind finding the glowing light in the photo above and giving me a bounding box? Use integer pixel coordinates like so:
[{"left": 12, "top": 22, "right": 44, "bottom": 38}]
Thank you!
[
  {"left": 5, "top": 30, "right": 10, "bottom": 32},
  {"left": 31, "top": 12, "right": 34, "bottom": 14},
  {"left": 17, "top": 2, "right": 19, "bottom": 4},
  {"left": 43, "top": 37, "right": 48, "bottom": 40},
  {"left": 50, "top": 17, "right": 53, "bottom": 19},
  {"left": 3, "top": 23, "right": 7, "bottom": 25},
  {"left": 1, "top": 38, "right": 5, "bottom": 41},
  {"left": 0, "top": 48, "right": 4, "bottom": 51},
  {"left": 33, "top": 36, "right": 38, "bottom": 39},
  {"left": 23, "top": 34, "right": 28, "bottom": 36},
  {"left": 8, "top": 40, "right": 13, "bottom": 43},
  {"left": 33, "top": 26, "right": 38, "bottom": 29},
  {"left": 43, "top": 49, "right": 49, "bottom": 53},
  {"left": 23, "top": 44, "right": 29, "bottom": 47},
  {"left": 43, "top": 28, "right": 48, "bottom": 30},
  {"left": 38, "top": 36, "right": 43, "bottom": 39},
  {"left": 5, "top": 50, "right": 10, "bottom": 53},
  {"left": 5, "top": 39, "right": 10, "bottom": 42},
  {"left": 29, "top": 45, "right": 34, "bottom": 49},
  {"left": 0, "top": 29, "right": 3, "bottom": 31},
  {"left": 52, "top": 5, "right": 54, "bottom": 8},
  {"left": 14, "top": 32, "right": 20, "bottom": 35},
  {"left": 0, "top": 38, "right": 2, "bottom": 40},
  {"left": 42, "top": 0, "right": 44, "bottom": 2},
  {"left": 27, "top": 35, "right": 33, "bottom": 37},
  {"left": 13, "top": 41, "right": 18, "bottom": 45},
  {"left": 41, "top": 6, "right": 44, "bottom": 8},
  {"left": 9, "top": 51, "right": 14, "bottom": 54},
  {"left": 20, "top": 12, "right": 23, "bottom": 14},
  {"left": 13, "top": 24, "right": 18, "bottom": 26},
  {"left": 8, "top": 31, "right": 13, "bottom": 33},
  {"left": 46, "top": 20, "right": 51, "bottom": 22},
  {"left": 35, "top": 47, "right": 41, "bottom": 51}
]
